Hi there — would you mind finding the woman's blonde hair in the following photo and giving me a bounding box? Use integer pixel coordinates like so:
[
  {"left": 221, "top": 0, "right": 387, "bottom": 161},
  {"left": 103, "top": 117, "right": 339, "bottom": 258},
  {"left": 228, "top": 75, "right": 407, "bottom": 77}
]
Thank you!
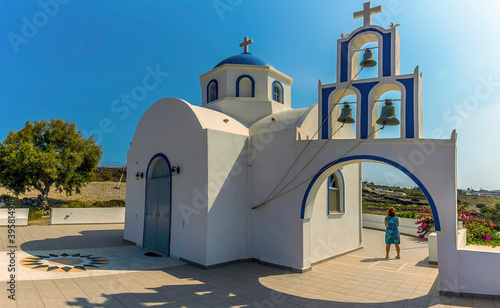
[{"left": 387, "top": 207, "right": 396, "bottom": 217}]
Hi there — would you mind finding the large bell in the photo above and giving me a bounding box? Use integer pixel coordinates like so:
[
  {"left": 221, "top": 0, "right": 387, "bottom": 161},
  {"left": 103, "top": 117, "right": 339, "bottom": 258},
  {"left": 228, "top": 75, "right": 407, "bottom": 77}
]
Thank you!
[
  {"left": 360, "top": 48, "right": 377, "bottom": 68},
  {"left": 337, "top": 103, "right": 355, "bottom": 124},
  {"left": 376, "top": 100, "right": 400, "bottom": 126}
]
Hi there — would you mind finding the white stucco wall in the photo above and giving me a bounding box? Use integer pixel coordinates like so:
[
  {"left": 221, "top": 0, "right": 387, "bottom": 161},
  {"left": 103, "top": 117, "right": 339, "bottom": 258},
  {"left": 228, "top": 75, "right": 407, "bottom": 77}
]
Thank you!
[
  {"left": 457, "top": 249, "right": 500, "bottom": 295},
  {"left": 206, "top": 130, "right": 249, "bottom": 265},
  {"left": 125, "top": 98, "right": 249, "bottom": 265},
  {"left": 309, "top": 163, "right": 362, "bottom": 264},
  {"left": 51, "top": 208, "right": 125, "bottom": 224},
  {"left": 248, "top": 126, "right": 305, "bottom": 269},
  {"left": 0, "top": 208, "right": 28, "bottom": 226},
  {"left": 200, "top": 65, "right": 293, "bottom": 107}
]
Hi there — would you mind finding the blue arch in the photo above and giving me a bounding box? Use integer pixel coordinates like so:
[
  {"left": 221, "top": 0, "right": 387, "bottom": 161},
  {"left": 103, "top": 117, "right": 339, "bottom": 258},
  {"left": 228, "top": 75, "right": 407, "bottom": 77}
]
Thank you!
[
  {"left": 327, "top": 169, "right": 345, "bottom": 214},
  {"left": 144, "top": 153, "right": 173, "bottom": 256},
  {"left": 207, "top": 79, "right": 218, "bottom": 103},
  {"left": 301, "top": 155, "right": 441, "bottom": 231},
  {"left": 236, "top": 75, "right": 255, "bottom": 97},
  {"left": 272, "top": 80, "right": 284, "bottom": 104}
]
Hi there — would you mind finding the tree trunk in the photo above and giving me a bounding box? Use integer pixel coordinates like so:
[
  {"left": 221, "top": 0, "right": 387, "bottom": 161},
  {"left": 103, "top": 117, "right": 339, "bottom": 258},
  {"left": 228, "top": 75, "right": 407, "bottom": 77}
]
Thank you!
[{"left": 41, "top": 182, "right": 52, "bottom": 202}]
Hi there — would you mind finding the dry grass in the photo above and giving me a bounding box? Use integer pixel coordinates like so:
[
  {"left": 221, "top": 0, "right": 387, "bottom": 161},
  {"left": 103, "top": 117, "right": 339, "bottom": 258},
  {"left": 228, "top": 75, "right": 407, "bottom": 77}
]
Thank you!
[{"left": 0, "top": 181, "right": 126, "bottom": 203}]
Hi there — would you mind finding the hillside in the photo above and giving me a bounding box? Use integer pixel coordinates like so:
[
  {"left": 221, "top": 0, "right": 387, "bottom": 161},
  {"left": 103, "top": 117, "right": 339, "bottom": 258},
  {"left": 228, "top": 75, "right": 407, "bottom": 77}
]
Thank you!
[
  {"left": 363, "top": 183, "right": 499, "bottom": 216},
  {"left": 0, "top": 181, "right": 126, "bottom": 204}
]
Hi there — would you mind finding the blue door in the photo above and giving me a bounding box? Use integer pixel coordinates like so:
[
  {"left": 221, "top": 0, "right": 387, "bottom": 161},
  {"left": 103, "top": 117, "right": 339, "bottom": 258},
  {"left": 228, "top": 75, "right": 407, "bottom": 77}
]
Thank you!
[{"left": 144, "top": 157, "right": 171, "bottom": 254}]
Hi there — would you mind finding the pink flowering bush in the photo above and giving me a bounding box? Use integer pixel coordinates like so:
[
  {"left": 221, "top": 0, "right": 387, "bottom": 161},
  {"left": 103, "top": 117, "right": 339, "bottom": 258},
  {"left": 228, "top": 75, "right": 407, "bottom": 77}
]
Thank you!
[
  {"left": 458, "top": 205, "right": 500, "bottom": 248},
  {"left": 416, "top": 208, "right": 434, "bottom": 239}
]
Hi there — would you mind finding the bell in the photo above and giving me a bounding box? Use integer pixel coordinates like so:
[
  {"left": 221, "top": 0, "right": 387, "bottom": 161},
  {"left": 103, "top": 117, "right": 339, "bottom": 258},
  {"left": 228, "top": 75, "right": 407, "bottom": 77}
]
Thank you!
[
  {"left": 376, "top": 100, "right": 400, "bottom": 126},
  {"left": 360, "top": 48, "right": 377, "bottom": 68},
  {"left": 337, "top": 103, "right": 355, "bottom": 124}
]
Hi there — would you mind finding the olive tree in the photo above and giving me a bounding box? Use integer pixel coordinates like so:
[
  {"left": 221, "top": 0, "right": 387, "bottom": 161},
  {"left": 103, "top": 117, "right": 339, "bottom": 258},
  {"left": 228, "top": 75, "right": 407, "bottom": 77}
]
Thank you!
[{"left": 0, "top": 119, "right": 102, "bottom": 202}]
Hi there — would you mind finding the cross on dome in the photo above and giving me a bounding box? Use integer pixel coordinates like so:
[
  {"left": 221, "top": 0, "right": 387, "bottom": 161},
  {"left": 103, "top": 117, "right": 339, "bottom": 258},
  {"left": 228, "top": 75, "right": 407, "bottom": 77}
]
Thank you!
[
  {"left": 239, "top": 36, "right": 253, "bottom": 54},
  {"left": 353, "top": 2, "right": 382, "bottom": 27}
]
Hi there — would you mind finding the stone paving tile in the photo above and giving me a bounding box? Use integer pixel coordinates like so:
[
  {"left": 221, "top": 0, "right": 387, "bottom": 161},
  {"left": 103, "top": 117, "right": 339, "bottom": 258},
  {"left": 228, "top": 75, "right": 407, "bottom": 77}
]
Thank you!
[{"left": 1, "top": 226, "right": 500, "bottom": 307}]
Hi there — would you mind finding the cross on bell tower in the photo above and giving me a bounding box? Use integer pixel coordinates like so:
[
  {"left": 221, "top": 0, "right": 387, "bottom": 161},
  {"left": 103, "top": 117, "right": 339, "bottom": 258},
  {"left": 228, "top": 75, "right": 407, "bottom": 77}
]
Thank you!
[
  {"left": 239, "top": 36, "right": 253, "bottom": 54},
  {"left": 353, "top": 2, "right": 382, "bottom": 27}
]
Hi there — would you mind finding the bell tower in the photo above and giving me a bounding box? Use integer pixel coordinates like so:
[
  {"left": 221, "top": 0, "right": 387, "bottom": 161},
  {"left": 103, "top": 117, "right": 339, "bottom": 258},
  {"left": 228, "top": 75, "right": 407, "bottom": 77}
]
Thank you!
[{"left": 319, "top": 1, "right": 422, "bottom": 140}]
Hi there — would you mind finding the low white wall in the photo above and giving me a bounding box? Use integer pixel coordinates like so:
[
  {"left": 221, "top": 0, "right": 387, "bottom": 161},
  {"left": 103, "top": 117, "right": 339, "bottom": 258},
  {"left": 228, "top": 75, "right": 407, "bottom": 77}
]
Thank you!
[
  {"left": 362, "top": 213, "right": 418, "bottom": 236},
  {"left": 457, "top": 248, "right": 500, "bottom": 296},
  {"left": 51, "top": 208, "right": 125, "bottom": 225},
  {"left": 457, "top": 228, "right": 467, "bottom": 249},
  {"left": 0, "top": 208, "right": 29, "bottom": 226},
  {"left": 428, "top": 232, "right": 438, "bottom": 263}
]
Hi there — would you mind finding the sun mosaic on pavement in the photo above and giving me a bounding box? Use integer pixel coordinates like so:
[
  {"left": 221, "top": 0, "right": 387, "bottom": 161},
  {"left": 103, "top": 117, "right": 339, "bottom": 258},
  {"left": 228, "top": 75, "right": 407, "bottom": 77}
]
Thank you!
[{"left": 20, "top": 253, "right": 110, "bottom": 272}]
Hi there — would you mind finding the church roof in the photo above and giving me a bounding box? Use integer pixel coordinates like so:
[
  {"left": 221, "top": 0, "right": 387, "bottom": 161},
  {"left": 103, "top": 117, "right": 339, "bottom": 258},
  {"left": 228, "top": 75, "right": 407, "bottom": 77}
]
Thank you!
[{"left": 214, "top": 53, "right": 272, "bottom": 69}]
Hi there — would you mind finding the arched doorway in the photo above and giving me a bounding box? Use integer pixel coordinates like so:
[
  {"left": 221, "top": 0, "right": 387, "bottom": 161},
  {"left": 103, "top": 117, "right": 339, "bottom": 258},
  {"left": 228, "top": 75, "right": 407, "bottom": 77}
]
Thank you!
[
  {"left": 301, "top": 155, "right": 441, "bottom": 231},
  {"left": 144, "top": 154, "right": 172, "bottom": 255}
]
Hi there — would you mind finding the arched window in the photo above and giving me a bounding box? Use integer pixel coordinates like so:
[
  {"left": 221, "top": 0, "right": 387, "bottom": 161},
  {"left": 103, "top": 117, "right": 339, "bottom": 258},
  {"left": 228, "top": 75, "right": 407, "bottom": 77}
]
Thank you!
[
  {"left": 239, "top": 78, "right": 252, "bottom": 97},
  {"left": 328, "top": 172, "right": 343, "bottom": 214},
  {"left": 236, "top": 75, "right": 255, "bottom": 97},
  {"left": 272, "top": 80, "right": 283, "bottom": 104},
  {"left": 207, "top": 80, "right": 218, "bottom": 103}
]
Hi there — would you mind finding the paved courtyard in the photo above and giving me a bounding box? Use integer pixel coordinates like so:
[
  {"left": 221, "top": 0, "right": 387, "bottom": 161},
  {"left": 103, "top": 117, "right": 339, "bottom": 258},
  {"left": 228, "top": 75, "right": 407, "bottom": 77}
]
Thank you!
[{"left": 0, "top": 224, "right": 499, "bottom": 307}]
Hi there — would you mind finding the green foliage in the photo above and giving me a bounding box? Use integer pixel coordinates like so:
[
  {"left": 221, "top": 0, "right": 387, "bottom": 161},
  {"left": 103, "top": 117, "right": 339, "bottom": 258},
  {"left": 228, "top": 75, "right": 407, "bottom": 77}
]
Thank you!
[
  {"left": 0, "top": 119, "right": 102, "bottom": 201},
  {"left": 476, "top": 203, "right": 486, "bottom": 208},
  {"left": 0, "top": 194, "right": 12, "bottom": 200},
  {"left": 398, "top": 211, "right": 417, "bottom": 219},
  {"left": 27, "top": 207, "right": 43, "bottom": 221},
  {"left": 416, "top": 208, "right": 434, "bottom": 239},
  {"left": 482, "top": 202, "right": 500, "bottom": 230},
  {"left": 61, "top": 199, "right": 125, "bottom": 208},
  {"left": 92, "top": 199, "right": 125, "bottom": 207},
  {"left": 63, "top": 200, "right": 92, "bottom": 208},
  {"left": 411, "top": 197, "right": 420, "bottom": 202},
  {"left": 103, "top": 171, "right": 112, "bottom": 181},
  {"left": 458, "top": 205, "right": 500, "bottom": 247}
]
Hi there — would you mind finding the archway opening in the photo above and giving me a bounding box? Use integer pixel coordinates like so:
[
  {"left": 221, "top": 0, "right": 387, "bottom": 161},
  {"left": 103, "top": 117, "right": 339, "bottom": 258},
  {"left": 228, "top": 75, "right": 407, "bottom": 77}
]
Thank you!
[
  {"left": 302, "top": 156, "right": 440, "bottom": 267},
  {"left": 356, "top": 42, "right": 379, "bottom": 80},
  {"left": 375, "top": 90, "right": 402, "bottom": 139},
  {"left": 330, "top": 91, "right": 358, "bottom": 140},
  {"left": 333, "top": 94, "right": 357, "bottom": 139}
]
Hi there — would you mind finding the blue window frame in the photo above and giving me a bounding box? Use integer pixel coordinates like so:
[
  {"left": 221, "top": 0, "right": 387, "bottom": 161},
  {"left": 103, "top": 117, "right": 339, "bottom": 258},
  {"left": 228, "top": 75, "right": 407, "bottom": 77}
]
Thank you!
[
  {"left": 207, "top": 79, "right": 218, "bottom": 103},
  {"left": 272, "top": 80, "right": 284, "bottom": 103},
  {"left": 328, "top": 170, "right": 345, "bottom": 214}
]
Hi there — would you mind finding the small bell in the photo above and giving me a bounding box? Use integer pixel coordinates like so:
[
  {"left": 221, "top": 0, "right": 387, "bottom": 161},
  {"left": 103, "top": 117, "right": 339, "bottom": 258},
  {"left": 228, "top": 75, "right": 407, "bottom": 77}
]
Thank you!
[
  {"left": 376, "top": 100, "right": 400, "bottom": 126},
  {"left": 360, "top": 48, "right": 377, "bottom": 68},
  {"left": 337, "top": 102, "right": 355, "bottom": 124}
]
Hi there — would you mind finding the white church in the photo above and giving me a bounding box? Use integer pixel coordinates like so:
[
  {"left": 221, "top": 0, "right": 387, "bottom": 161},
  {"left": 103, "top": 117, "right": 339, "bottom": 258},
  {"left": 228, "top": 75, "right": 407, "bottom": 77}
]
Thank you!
[{"left": 125, "top": 2, "right": 500, "bottom": 297}]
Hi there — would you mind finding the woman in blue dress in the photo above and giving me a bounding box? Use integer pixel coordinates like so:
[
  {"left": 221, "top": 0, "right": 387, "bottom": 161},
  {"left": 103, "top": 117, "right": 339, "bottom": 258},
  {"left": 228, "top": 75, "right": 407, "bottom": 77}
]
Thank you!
[{"left": 385, "top": 207, "right": 401, "bottom": 259}]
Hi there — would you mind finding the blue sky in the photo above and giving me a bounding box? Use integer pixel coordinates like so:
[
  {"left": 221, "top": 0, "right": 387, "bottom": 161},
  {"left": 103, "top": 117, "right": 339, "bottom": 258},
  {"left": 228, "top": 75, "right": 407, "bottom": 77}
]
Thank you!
[{"left": 1, "top": 0, "right": 499, "bottom": 190}]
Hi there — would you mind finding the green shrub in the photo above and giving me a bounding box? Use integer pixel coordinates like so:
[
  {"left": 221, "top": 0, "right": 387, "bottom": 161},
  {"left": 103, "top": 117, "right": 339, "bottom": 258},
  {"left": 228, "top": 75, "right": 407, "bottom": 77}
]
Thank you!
[
  {"left": 411, "top": 197, "right": 420, "bottom": 202},
  {"left": 65, "top": 200, "right": 92, "bottom": 208},
  {"left": 28, "top": 207, "right": 43, "bottom": 221},
  {"left": 476, "top": 203, "right": 486, "bottom": 208},
  {"left": 92, "top": 200, "right": 125, "bottom": 207},
  {"left": 0, "top": 194, "right": 12, "bottom": 200},
  {"left": 480, "top": 206, "right": 491, "bottom": 214},
  {"left": 398, "top": 211, "right": 417, "bottom": 219},
  {"left": 104, "top": 171, "right": 112, "bottom": 181}
]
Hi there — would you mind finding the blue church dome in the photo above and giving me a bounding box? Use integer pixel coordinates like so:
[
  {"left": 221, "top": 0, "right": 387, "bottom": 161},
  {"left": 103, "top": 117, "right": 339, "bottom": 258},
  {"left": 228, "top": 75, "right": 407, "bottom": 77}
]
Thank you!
[{"left": 214, "top": 53, "right": 272, "bottom": 69}]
